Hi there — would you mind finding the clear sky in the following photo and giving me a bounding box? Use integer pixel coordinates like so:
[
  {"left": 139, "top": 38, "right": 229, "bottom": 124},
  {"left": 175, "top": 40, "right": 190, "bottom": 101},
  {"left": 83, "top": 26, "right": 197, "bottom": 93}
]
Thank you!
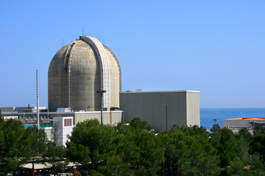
[{"left": 0, "top": 0, "right": 264, "bottom": 108}]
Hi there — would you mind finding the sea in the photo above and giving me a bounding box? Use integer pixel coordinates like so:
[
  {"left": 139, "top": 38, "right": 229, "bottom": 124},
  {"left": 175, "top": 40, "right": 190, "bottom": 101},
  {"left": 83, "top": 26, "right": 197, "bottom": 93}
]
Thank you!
[{"left": 201, "top": 108, "right": 265, "bottom": 130}]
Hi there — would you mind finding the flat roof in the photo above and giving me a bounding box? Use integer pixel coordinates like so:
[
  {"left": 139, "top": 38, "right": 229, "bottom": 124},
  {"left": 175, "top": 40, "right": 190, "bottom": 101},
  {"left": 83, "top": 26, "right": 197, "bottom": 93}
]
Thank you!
[
  {"left": 2, "top": 110, "right": 123, "bottom": 115},
  {"left": 225, "top": 117, "right": 265, "bottom": 120},
  {"left": 120, "top": 90, "right": 200, "bottom": 93}
]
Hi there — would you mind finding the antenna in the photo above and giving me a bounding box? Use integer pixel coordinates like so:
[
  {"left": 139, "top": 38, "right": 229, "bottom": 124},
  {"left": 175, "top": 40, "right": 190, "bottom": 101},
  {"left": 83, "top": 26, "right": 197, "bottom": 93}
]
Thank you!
[
  {"left": 36, "top": 70, "right": 39, "bottom": 130},
  {"left": 61, "top": 39, "right": 64, "bottom": 47},
  {"left": 103, "top": 39, "right": 105, "bottom": 45},
  {"left": 82, "top": 26, "right": 84, "bottom": 36}
]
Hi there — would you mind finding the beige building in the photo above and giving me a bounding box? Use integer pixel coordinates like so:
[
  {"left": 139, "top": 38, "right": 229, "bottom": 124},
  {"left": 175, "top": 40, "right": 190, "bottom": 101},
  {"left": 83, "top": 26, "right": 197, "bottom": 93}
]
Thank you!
[
  {"left": 120, "top": 90, "right": 200, "bottom": 131},
  {"left": 223, "top": 117, "right": 265, "bottom": 130},
  {"left": 48, "top": 36, "right": 121, "bottom": 112}
]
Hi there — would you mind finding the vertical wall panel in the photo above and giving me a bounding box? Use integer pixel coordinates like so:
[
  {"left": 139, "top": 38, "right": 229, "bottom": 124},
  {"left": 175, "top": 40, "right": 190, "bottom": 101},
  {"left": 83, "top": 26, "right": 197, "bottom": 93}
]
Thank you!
[
  {"left": 161, "top": 93, "right": 170, "bottom": 131},
  {"left": 126, "top": 94, "right": 136, "bottom": 123},
  {"left": 135, "top": 93, "right": 144, "bottom": 120},
  {"left": 143, "top": 93, "right": 153, "bottom": 127},
  {"left": 178, "top": 92, "right": 187, "bottom": 126},
  {"left": 119, "top": 94, "right": 127, "bottom": 120},
  {"left": 169, "top": 92, "right": 180, "bottom": 127},
  {"left": 152, "top": 93, "right": 162, "bottom": 131}
]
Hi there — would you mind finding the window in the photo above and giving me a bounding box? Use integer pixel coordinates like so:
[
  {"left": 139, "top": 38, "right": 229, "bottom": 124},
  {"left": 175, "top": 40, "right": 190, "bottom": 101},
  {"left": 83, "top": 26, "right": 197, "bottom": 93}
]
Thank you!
[{"left": 64, "top": 119, "right": 72, "bottom": 127}]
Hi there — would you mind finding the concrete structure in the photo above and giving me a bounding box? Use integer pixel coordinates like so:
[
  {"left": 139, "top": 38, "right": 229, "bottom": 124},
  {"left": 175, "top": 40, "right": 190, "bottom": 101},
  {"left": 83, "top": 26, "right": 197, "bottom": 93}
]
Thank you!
[
  {"left": 52, "top": 117, "right": 73, "bottom": 146},
  {"left": 223, "top": 117, "right": 265, "bottom": 130},
  {"left": 48, "top": 36, "right": 121, "bottom": 112},
  {"left": 0, "top": 106, "right": 46, "bottom": 113},
  {"left": 1, "top": 109, "right": 123, "bottom": 126},
  {"left": 120, "top": 90, "right": 200, "bottom": 131}
]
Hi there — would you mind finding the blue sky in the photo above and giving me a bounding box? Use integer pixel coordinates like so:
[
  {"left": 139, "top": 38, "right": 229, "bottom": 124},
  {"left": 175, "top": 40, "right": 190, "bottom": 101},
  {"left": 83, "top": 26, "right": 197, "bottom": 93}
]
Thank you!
[{"left": 0, "top": 0, "right": 264, "bottom": 108}]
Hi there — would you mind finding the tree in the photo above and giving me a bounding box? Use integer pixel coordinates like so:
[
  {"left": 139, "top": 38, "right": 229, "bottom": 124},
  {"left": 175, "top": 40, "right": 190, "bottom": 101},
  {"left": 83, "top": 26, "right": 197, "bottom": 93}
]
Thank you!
[
  {"left": 160, "top": 125, "right": 220, "bottom": 176},
  {"left": 42, "top": 141, "right": 69, "bottom": 174},
  {"left": 67, "top": 142, "right": 91, "bottom": 174},
  {"left": 0, "top": 113, "right": 31, "bottom": 174},
  {"left": 67, "top": 119, "right": 116, "bottom": 170},
  {"left": 115, "top": 121, "right": 141, "bottom": 169},
  {"left": 135, "top": 130, "right": 164, "bottom": 175},
  {"left": 120, "top": 117, "right": 164, "bottom": 175},
  {"left": 250, "top": 134, "right": 265, "bottom": 159},
  {"left": 98, "top": 156, "right": 134, "bottom": 176},
  {"left": 210, "top": 127, "right": 239, "bottom": 167},
  {"left": 130, "top": 117, "right": 152, "bottom": 131},
  {"left": 254, "top": 124, "right": 265, "bottom": 135},
  {"left": 24, "top": 125, "right": 48, "bottom": 175},
  {"left": 226, "top": 157, "right": 245, "bottom": 176},
  {"left": 238, "top": 127, "right": 251, "bottom": 141}
]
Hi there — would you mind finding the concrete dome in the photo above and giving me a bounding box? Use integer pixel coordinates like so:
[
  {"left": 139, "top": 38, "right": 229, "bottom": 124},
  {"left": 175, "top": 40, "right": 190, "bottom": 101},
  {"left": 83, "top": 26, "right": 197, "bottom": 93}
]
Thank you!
[{"left": 48, "top": 36, "right": 121, "bottom": 112}]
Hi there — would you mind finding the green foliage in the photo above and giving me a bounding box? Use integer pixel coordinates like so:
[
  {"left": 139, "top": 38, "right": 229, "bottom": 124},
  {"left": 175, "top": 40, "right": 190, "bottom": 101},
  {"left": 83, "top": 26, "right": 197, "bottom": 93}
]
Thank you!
[
  {"left": 67, "top": 119, "right": 116, "bottom": 170},
  {"left": 238, "top": 127, "right": 252, "bottom": 141},
  {"left": 67, "top": 142, "right": 91, "bottom": 173},
  {"left": 227, "top": 157, "right": 245, "bottom": 175},
  {"left": 3, "top": 110, "right": 265, "bottom": 176},
  {"left": 130, "top": 117, "right": 152, "bottom": 131},
  {"left": 158, "top": 125, "right": 220, "bottom": 176},
  {"left": 254, "top": 124, "right": 265, "bottom": 135},
  {"left": 42, "top": 141, "right": 69, "bottom": 174},
  {"left": 98, "top": 156, "right": 134, "bottom": 176},
  {"left": 210, "top": 126, "right": 240, "bottom": 167},
  {"left": 250, "top": 134, "right": 265, "bottom": 160},
  {"left": 0, "top": 116, "right": 31, "bottom": 173}
]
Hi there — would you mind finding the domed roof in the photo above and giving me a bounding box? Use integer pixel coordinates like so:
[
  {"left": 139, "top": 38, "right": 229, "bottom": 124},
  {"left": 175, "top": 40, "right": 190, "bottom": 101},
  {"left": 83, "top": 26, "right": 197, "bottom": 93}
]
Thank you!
[{"left": 48, "top": 36, "right": 121, "bottom": 112}]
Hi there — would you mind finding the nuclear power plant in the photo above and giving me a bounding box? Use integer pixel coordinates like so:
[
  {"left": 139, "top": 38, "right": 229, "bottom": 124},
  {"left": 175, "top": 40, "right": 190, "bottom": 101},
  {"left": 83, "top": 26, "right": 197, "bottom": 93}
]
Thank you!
[
  {"left": 48, "top": 36, "right": 121, "bottom": 112},
  {"left": 1, "top": 35, "right": 200, "bottom": 145}
]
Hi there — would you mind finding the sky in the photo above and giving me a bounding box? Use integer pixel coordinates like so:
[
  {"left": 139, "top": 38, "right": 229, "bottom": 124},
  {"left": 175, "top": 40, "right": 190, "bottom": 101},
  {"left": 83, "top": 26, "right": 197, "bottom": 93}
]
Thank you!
[{"left": 0, "top": 0, "right": 264, "bottom": 108}]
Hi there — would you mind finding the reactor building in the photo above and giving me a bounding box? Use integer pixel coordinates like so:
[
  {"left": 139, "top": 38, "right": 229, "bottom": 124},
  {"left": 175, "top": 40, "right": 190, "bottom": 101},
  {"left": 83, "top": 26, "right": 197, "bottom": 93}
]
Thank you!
[{"left": 48, "top": 36, "right": 121, "bottom": 112}]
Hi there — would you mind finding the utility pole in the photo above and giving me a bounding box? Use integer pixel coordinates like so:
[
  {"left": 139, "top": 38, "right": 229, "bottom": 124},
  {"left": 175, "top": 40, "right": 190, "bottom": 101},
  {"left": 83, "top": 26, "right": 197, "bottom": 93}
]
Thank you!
[
  {"left": 36, "top": 70, "right": 39, "bottom": 130},
  {"left": 97, "top": 89, "right": 106, "bottom": 124},
  {"left": 213, "top": 119, "right": 217, "bottom": 124}
]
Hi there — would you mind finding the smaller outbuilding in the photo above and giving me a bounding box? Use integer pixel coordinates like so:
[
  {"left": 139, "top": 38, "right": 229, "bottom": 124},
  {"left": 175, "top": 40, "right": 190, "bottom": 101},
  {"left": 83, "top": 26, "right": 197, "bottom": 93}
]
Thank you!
[{"left": 223, "top": 117, "right": 265, "bottom": 130}]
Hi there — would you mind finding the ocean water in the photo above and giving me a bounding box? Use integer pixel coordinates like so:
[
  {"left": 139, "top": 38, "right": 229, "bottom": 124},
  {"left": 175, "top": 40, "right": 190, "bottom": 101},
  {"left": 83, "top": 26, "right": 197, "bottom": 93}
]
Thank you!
[{"left": 200, "top": 108, "right": 265, "bottom": 130}]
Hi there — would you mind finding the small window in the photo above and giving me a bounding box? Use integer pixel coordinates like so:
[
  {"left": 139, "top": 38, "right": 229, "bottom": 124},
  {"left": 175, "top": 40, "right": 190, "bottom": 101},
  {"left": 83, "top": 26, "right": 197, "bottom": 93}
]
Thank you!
[{"left": 64, "top": 119, "right": 72, "bottom": 127}]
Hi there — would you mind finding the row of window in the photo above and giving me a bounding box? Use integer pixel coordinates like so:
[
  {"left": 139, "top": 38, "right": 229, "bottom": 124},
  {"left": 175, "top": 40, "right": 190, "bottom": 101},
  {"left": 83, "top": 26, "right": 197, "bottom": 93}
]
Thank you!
[
  {"left": 64, "top": 119, "right": 72, "bottom": 127},
  {"left": 18, "top": 116, "right": 48, "bottom": 119}
]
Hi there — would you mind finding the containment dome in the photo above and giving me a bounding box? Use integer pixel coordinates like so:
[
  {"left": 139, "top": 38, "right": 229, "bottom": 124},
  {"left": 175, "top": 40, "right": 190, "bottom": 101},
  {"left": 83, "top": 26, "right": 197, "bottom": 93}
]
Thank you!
[{"left": 48, "top": 36, "right": 121, "bottom": 112}]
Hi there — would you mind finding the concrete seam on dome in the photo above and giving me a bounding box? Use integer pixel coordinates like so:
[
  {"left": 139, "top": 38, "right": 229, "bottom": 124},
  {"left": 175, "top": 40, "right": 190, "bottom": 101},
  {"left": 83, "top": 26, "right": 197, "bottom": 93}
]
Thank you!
[
  {"left": 80, "top": 36, "right": 111, "bottom": 108},
  {"left": 103, "top": 45, "right": 122, "bottom": 92},
  {"left": 67, "top": 41, "right": 81, "bottom": 108},
  {"left": 64, "top": 44, "right": 71, "bottom": 69}
]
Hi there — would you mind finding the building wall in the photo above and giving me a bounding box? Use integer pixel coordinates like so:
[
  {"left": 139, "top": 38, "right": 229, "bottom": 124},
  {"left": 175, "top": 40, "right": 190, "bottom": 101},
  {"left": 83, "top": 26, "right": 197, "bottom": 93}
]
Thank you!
[
  {"left": 223, "top": 119, "right": 265, "bottom": 129},
  {"left": 120, "top": 91, "right": 200, "bottom": 131},
  {"left": 43, "top": 128, "right": 52, "bottom": 141},
  {"left": 187, "top": 92, "right": 200, "bottom": 127},
  {"left": 75, "top": 111, "right": 123, "bottom": 125}
]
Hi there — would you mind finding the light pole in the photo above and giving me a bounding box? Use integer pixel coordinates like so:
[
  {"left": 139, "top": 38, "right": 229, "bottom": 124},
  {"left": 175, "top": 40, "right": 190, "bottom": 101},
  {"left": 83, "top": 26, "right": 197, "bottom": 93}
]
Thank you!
[
  {"left": 97, "top": 89, "right": 106, "bottom": 124},
  {"left": 213, "top": 119, "right": 217, "bottom": 124}
]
